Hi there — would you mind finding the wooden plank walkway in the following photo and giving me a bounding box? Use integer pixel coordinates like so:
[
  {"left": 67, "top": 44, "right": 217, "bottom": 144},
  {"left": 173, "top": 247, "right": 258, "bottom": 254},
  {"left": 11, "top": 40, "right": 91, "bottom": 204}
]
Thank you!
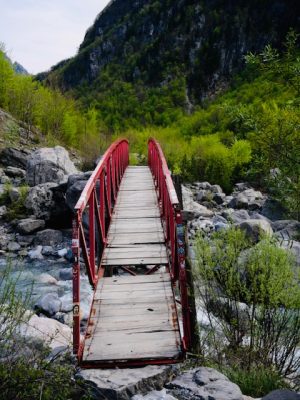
[{"left": 82, "top": 166, "right": 182, "bottom": 365}]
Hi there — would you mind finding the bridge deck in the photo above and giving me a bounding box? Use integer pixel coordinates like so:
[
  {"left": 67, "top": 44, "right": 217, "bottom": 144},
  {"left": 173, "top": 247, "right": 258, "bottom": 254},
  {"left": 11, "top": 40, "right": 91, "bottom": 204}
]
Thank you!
[{"left": 82, "top": 166, "right": 182, "bottom": 366}]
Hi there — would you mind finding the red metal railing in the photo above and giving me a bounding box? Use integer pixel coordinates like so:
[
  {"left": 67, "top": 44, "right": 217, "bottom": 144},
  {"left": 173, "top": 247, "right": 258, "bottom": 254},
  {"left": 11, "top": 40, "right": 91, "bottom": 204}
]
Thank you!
[
  {"left": 148, "top": 138, "right": 192, "bottom": 351},
  {"left": 72, "top": 139, "right": 129, "bottom": 355}
]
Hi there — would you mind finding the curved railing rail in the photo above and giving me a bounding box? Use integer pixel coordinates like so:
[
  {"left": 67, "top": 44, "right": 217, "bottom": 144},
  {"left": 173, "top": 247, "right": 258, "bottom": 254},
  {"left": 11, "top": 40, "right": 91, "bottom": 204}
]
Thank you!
[
  {"left": 72, "top": 139, "right": 129, "bottom": 355},
  {"left": 148, "top": 138, "right": 191, "bottom": 350}
]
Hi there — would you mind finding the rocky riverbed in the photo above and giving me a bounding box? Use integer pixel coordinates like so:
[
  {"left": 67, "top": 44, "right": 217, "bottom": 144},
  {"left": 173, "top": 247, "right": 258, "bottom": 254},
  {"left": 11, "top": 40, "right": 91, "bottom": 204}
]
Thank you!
[{"left": 0, "top": 145, "right": 300, "bottom": 399}]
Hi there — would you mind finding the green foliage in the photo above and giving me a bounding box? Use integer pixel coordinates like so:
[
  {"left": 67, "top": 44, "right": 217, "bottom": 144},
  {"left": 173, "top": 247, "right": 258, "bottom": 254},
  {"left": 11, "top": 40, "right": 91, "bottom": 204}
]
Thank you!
[
  {"left": 194, "top": 228, "right": 300, "bottom": 378},
  {"left": 224, "top": 366, "right": 289, "bottom": 397},
  {"left": 0, "top": 184, "right": 29, "bottom": 221}
]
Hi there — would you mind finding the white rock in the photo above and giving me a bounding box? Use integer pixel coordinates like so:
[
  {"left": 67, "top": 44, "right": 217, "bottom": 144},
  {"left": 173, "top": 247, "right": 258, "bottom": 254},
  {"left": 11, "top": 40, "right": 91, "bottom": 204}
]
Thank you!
[
  {"left": 18, "top": 313, "right": 72, "bottom": 350},
  {"left": 28, "top": 245, "right": 44, "bottom": 260}
]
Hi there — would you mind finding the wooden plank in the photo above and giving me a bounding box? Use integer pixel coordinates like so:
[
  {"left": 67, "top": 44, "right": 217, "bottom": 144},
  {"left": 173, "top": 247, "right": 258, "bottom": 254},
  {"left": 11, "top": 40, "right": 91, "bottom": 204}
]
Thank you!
[
  {"left": 96, "top": 273, "right": 171, "bottom": 285},
  {"left": 108, "top": 231, "right": 165, "bottom": 245},
  {"left": 102, "top": 257, "right": 168, "bottom": 266},
  {"left": 103, "top": 248, "right": 167, "bottom": 259},
  {"left": 113, "top": 209, "right": 160, "bottom": 218},
  {"left": 96, "top": 280, "right": 170, "bottom": 291},
  {"left": 83, "top": 331, "right": 181, "bottom": 361}
]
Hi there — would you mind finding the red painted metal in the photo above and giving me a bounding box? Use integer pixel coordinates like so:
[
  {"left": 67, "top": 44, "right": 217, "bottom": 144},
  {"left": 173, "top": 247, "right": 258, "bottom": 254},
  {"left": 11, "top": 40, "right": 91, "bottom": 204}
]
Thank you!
[
  {"left": 72, "top": 139, "right": 129, "bottom": 356},
  {"left": 148, "top": 138, "right": 192, "bottom": 351}
]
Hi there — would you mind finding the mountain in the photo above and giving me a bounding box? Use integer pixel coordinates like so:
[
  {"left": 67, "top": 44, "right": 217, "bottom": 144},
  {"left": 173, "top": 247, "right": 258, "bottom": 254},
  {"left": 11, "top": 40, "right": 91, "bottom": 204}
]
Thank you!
[
  {"left": 42, "top": 0, "right": 300, "bottom": 103},
  {"left": 13, "top": 61, "right": 28, "bottom": 75}
]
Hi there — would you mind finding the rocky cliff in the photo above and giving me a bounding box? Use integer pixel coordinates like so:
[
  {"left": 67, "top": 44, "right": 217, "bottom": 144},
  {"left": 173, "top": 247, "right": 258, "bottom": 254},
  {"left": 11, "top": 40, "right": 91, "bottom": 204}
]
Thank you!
[{"left": 42, "top": 0, "right": 300, "bottom": 102}]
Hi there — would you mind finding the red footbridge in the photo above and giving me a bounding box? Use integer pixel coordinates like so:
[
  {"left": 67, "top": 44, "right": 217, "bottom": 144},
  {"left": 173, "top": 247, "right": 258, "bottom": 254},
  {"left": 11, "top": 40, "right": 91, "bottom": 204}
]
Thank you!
[{"left": 72, "top": 139, "right": 192, "bottom": 368}]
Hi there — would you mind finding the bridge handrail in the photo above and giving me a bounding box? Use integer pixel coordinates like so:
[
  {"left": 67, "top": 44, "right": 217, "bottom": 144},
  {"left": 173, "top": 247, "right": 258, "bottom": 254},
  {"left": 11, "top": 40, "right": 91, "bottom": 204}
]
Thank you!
[
  {"left": 148, "top": 138, "right": 191, "bottom": 350},
  {"left": 72, "top": 138, "right": 129, "bottom": 355}
]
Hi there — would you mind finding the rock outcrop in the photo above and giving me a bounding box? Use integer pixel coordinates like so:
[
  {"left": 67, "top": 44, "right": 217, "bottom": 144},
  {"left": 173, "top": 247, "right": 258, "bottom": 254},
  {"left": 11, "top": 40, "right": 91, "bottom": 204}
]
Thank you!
[{"left": 26, "top": 146, "right": 77, "bottom": 186}]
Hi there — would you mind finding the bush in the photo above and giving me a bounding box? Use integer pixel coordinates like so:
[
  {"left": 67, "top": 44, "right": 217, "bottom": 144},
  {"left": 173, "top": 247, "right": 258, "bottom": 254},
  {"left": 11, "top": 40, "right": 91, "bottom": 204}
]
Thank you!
[{"left": 194, "top": 228, "right": 300, "bottom": 381}]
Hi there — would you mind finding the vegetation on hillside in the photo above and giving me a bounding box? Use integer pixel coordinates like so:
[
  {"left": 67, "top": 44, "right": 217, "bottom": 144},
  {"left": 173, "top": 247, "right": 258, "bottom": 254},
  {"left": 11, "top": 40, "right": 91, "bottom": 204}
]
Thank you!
[{"left": 1, "top": 31, "right": 299, "bottom": 216}]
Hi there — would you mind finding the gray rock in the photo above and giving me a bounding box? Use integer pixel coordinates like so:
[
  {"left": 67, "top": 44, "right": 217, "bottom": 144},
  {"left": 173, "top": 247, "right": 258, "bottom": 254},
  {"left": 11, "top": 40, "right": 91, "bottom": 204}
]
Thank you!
[
  {"left": 16, "top": 234, "right": 34, "bottom": 245},
  {"left": 272, "top": 220, "right": 300, "bottom": 240},
  {"left": 26, "top": 146, "right": 77, "bottom": 186},
  {"left": 262, "top": 389, "right": 300, "bottom": 400},
  {"left": 78, "top": 365, "right": 178, "bottom": 400},
  {"left": 42, "top": 246, "right": 56, "bottom": 256},
  {"left": 261, "top": 199, "right": 285, "bottom": 221},
  {"left": 28, "top": 245, "right": 44, "bottom": 260},
  {"left": 234, "top": 182, "right": 250, "bottom": 191},
  {"left": 59, "top": 268, "right": 73, "bottom": 281},
  {"left": 35, "top": 293, "right": 62, "bottom": 317},
  {"left": 237, "top": 219, "right": 273, "bottom": 242},
  {"left": 281, "top": 241, "right": 300, "bottom": 265},
  {"left": 229, "top": 193, "right": 250, "bottom": 209},
  {"left": 7, "top": 241, "right": 21, "bottom": 252},
  {"left": 196, "top": 190, "right": 211, "bottom": 202},
  {"left": 222, "top": 209, "right": 250, "bottom": 224},
  {"left": 58, "top": 248, "right": 68, "bottom": 257},
  {"left": 1, "top": 175, "right": 10, "bottom": 184},
  {"left": 59, "top": 293, "right": 73, "bottom": 312},
  {"left": 132, "top": 389, "right": 178, "bottom": 400},
  {"left": 17, "top": 218, "right": 45, "bottom": 234},
  {"left": 211, "top": 185, "right": 223, "bottom": 194},
  {"left": 196, "top": 182, "right": 212, "bottom": 190},
  {"left": 166, "top": 367, "right": 243, "bottom": 400},
  {"left": 0, "top": 147, "right": 30, "bottom": 169},
  {"left": 25, "top": 182, "right": 57, "bottom": 219},
  {"left": 4, "top": 166, "right": 26, "bottom": 178},
  {"left": 9, "top": 187, "right": 20, "bottom": 202},
  {"left": 35, "top": 229, "right": 63, "bottom": 246},
  {"left": 0, "top": 205, "right": 7, "bottom": 218},
  {"left": 66, "top": 179, "right": 88, "bottom": 211},
  {"left": 213, "top": 193, "right": 226, "bottom": 205}
]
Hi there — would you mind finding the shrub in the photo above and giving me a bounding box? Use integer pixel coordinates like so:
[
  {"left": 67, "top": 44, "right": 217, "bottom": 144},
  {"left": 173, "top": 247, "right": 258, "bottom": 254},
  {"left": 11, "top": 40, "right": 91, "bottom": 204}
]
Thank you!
[{"left": 194, "top": 228, "right": 300, "bottom": 380}]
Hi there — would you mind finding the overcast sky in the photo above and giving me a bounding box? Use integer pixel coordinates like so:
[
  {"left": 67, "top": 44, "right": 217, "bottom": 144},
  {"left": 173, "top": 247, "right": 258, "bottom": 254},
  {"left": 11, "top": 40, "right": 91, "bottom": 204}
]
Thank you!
[{"left": 0, "top": 0, "right": 110, "bottom": 74}]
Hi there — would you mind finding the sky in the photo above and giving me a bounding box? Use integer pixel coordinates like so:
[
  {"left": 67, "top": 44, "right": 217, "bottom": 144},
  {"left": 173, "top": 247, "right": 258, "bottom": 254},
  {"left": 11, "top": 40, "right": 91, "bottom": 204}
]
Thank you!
[{"left": 0, "top": 0, "right": 111, "bottom": 74}]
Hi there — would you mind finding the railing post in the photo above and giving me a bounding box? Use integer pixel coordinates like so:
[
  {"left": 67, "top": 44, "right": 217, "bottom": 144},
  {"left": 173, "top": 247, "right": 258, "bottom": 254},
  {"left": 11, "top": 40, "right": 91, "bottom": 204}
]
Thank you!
[
  {"left": 175, "top": 210, "right": 191, "bottom": 351},
  {"left": 89, "top": 191, "right": 96, "bottom": 284},
  {"left": 72, "top": 215, "right": 81, "bottom": 355}
]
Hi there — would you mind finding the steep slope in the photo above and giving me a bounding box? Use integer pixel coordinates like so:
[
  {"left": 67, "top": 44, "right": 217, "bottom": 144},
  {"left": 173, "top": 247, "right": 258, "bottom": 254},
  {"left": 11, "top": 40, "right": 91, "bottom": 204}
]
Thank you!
[{"left": 43, "top": 0, "right": 299, "bottom": 102}]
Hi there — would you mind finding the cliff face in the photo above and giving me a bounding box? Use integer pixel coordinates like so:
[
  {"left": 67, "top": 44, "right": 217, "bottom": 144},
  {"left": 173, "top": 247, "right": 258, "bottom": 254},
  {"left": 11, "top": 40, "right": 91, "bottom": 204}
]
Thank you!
[{"left": 44, "top": 0, "right": 300, "bottom": 102}]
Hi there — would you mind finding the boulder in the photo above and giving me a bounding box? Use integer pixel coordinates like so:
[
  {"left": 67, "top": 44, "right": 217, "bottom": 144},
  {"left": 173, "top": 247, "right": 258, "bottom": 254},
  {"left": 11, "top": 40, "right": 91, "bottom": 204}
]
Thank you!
[
  {"left": 237, "top": 219, "right": 273, "bottom": 242},
  {"left": 66, "top": 178, "right": 88, "bottom": 211},
  {"left": 9, "top": 187, "right": 20, "bottom": 202},
  {"left": 211, "top": 185, "right": 223, "bottom": 194},
  {"left": 26, "top": 146, "right": 77, "bottom": 186},
  {"left": 59, "top": 268, "right": 73, "bottom": 281},
  {"left": 229, "top": 193, "right": 250, "bottom": 209},
  {"left": 28, "top": 245, "right": 44, "bottom": 260},
  {"left": 222, "top": 209, "right": 250, "bottom": 224},
  {"left": 213, "top": 193, "right": 226, "bottom": 205},
  {"left": 272, "top": 220, "right": 300, "bottom": 240},
  {"left": 17, "top": 218, "right": 45, "bottom": 234},
  {"left": 4, "top": 166, "right": 26, "bottom": 178},
  {"left": 0, "top": 147, "right": 30, "bottom": 169},
  {"left": 25, "top": 182, "right": 57, "bottom": 219},
  {"left": 166, "top": 367, "right": 243, "bottom": 400},
  {"left": 18, "top": 313, "right": 72, "bottom": 350},
  {"left": 35, "top": 229, "right": 63, "bottom": 246},
  {"left": 262, "top": 390, "right": 300, "bottom": 400},
  {"left": 78, "top": 365, "right": 178, "bottom": 400},
  {"left": 35, "top": 293, "right": 62, "bottom": 316},
  {"left": 7, "top": 241, "right": 21, "bottom": 252}
]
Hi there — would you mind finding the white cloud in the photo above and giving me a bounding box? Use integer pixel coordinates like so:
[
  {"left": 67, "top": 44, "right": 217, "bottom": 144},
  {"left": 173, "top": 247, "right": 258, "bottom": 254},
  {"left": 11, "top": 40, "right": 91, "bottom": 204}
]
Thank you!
[{"left": 0, "top": 0, "right": 110, "bottom": 74}]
